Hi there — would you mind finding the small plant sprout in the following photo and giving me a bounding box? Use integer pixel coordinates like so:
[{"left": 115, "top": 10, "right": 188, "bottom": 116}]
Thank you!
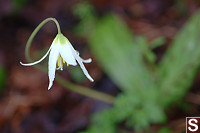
[{"left": 20, "top": 18, "right": 94, "bottom": 90}]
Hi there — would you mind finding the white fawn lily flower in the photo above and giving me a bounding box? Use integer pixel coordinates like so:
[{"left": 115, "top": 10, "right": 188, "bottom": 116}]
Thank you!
[{"left": 20, "top": 33, "right": 94, "bottom": 90}]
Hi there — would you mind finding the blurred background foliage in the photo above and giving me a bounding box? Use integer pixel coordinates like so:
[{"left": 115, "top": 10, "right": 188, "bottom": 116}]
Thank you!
[
  {"left": 0, "top": 65, "right": 6, "bottom": 93},
  {"left": 0, "top": 0, "right": 200, "bottom": 133},
  {"left": 74, "top": 2, "right": 200, "bottom": 132}
]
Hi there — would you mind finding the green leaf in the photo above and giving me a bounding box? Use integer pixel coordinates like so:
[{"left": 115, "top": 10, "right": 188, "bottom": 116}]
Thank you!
[
  {"left": 86, "top": 14, "right": 164, "bottom": 131},
  {"left": 158, "top": 127, "right": 171, "bottom": 133},
  {"left": 89, "top": 15, "right": 157, "bottom": 94},
  {"left": 158, "top": 10, "right": 200, "bottom": 107},
  {"left": 150, "top": 37, "right": 166, "bottom": 49},
  {"left": 86, "top": 109, "right": 116, "bottom": 133}
]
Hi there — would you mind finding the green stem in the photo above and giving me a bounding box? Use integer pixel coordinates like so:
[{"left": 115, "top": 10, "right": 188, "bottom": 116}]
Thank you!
[
  {"left": 35, "top": 65, "right": 114, "bottom": 104},
  {"left": 23, "top": 17, "right": 115, "bottom": 104},
  {"left": 55, "top": 75, "right": 115, "bottom": 104},
  {"left": 25, "top": 18, "right": 61, "bottom": 62}
]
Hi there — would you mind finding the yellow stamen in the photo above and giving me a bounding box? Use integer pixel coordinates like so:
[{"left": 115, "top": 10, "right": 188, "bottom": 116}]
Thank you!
[
  {"left": 57, "top": 53, "right": 65, "bottom": 69},
  {"left": 57, "top": 54, "right": 61, "bottom": 66},
  {"left": 60, "top": 58, "right": 63, "bottom": 68},
  {"left": 57, "top": 53, "right": 68, "bottom": 68}
]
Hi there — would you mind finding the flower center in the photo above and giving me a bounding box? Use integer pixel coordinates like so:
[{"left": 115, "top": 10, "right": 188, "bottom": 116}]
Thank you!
[{"left": 57, "top": 53, "right": 69, "bottom": 70}]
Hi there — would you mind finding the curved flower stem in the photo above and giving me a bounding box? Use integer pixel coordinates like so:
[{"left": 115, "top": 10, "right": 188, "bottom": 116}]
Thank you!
[
  {"left": 25, "top": 18, "right": 61, "bottom": 62},
  {"left": 24, "top": 17, "right": 115, "bottom": 104}
]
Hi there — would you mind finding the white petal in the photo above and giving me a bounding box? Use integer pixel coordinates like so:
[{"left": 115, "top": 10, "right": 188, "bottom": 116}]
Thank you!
[
  {"left": 48, "top": 45, "right": 59, "bottom": 90},
  {"left": 75, "top": 50, "right": 92, "bottom": 63},
  {"left": 20, "top": 45, "right": 53, "bottom": 66},
  {"left": 59, "top": 42, "right": 77, "bottom": 66},
  {"left": 76, "top": 56, "right": 94, "bottom": 82},
  {"left": 68, "top": 43, "right": 94, "bottom": 82},
  {"left": 80, "top": 58, "right": 92, "bottom": 63},
  {"left": 75, "top": 50, "right": 80, "bottom": 55}
]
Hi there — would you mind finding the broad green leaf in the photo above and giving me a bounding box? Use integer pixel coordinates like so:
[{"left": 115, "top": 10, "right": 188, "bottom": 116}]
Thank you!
[
  {"left": 87, "top": 14, "right": 165, "bottom": 131},
  {"left": 89, "top": 15, "right": 157, "bottom": 95},
  {"left": 158, "top": 10, "right": 200, "bottom": 107}
]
